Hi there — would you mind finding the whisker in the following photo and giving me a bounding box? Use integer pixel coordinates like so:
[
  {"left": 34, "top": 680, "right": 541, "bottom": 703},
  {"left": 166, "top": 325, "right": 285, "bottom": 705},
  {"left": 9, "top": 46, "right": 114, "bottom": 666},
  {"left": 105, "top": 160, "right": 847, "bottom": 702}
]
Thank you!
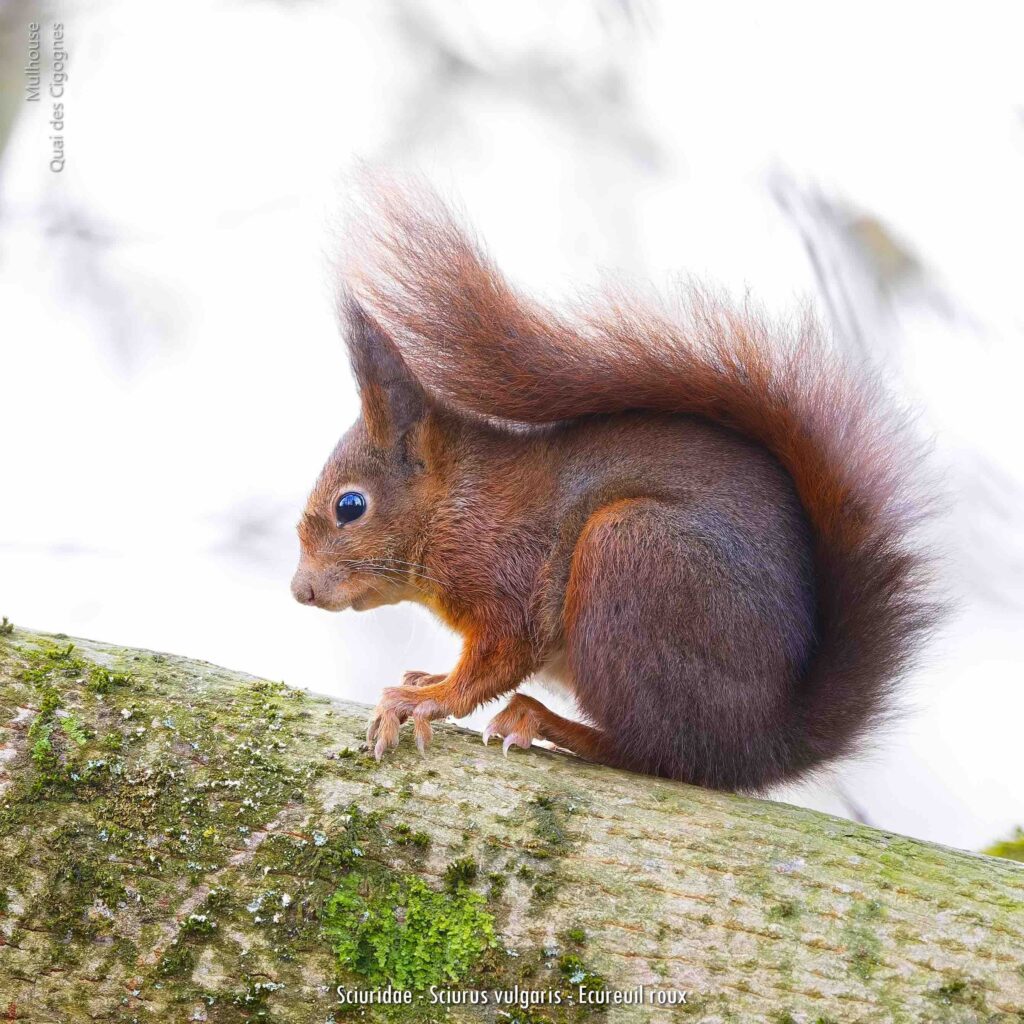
[
  {"left": 365, "top": 559, "right": 448, "bottom": 587},
  {"left": 337, "top": 557, "right": 448, "bottom": 588}
]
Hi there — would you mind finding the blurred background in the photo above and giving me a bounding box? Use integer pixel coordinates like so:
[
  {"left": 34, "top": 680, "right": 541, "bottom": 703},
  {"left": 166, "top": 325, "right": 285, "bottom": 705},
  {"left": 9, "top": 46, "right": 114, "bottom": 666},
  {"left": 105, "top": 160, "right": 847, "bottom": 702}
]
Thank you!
[{"left": 1, "top": 0, "right": 1022, "bottom": 854}]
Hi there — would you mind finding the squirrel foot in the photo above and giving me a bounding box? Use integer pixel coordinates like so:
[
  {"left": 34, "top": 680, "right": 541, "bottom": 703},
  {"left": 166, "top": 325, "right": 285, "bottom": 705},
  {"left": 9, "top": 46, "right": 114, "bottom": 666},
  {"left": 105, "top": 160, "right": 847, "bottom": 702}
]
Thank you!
[
  {"left": 366, "top": 672, "right": 450, "bottom": 760},
  {"left": 482, "top": 694, "right": 542, "bottom": 756},
  {"left": 483, "top": 693, "right": 615, "bottom": 764}
]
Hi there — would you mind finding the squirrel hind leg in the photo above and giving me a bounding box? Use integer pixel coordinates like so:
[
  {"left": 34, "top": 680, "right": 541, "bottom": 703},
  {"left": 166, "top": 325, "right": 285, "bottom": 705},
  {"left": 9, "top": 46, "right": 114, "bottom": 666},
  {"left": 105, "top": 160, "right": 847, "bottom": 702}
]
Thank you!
[
  {"left": 563, "top": 497, "right": 811, "bottom": 791},
  {"left": 483, "top": 693, "right": 614, "bottom": 763}
]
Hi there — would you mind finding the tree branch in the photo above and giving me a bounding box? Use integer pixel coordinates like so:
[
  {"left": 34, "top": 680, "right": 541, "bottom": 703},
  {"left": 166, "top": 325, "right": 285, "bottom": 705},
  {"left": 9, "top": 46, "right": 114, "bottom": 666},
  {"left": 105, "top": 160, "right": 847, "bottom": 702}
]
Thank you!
[{"left": 0, "top": 628, "right": 1021, "bottom": 1022}]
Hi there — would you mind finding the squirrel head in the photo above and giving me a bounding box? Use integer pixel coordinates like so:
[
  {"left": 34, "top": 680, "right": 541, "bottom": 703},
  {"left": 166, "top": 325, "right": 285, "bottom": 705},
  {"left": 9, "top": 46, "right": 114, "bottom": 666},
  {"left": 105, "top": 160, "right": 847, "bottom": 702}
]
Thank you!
[{"left": 291, "top": 300, "right": 438, "bottom": 612}]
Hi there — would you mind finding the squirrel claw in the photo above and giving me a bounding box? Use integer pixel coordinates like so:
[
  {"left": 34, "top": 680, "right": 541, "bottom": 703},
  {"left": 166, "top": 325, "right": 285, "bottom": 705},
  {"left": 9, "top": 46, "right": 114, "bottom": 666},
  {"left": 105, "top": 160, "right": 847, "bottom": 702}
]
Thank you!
[
  {"left": 370, "top": 707, "right": 402, "bottom": 761},
  {"left": 367, "top": 683, "right": 449, "bottom": 761},
  {"left": 484, "top": 697, "right": 539, "bottom": 757},
  {"left": 502, "top": 733, "right": 532, "bottom": 756},
  {"left": 413, "top": 715, "right": 433, "bottom": 755}
]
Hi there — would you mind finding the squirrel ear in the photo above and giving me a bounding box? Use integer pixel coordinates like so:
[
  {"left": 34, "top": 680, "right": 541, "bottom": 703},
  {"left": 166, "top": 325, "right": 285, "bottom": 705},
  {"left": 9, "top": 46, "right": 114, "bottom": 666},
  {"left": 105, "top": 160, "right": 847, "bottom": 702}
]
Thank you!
[{"left": 341, "top": 296, "right": 426, "bottom": 448}]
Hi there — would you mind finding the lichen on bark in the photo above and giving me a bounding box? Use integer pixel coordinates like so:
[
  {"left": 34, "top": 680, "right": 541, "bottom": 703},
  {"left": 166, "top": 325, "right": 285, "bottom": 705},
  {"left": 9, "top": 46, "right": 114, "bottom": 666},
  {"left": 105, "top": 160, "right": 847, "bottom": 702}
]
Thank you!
[{"left": 0, "top": 626, "right": 1022, "bottom": 1023}]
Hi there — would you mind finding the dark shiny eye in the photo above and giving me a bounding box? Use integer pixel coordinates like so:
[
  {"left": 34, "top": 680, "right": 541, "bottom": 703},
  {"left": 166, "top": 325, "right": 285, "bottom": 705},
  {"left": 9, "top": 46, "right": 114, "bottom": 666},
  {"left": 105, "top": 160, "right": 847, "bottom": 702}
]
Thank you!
[{"left": 335, "top": 491, "right": 367, "bottom": 525}]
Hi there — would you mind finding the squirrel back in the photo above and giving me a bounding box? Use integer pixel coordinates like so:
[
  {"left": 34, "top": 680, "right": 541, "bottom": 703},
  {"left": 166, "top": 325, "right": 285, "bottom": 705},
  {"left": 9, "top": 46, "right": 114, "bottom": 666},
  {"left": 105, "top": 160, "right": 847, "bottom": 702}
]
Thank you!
[{"left": 343, "top": 185, "right": 940, "bottom": 778}]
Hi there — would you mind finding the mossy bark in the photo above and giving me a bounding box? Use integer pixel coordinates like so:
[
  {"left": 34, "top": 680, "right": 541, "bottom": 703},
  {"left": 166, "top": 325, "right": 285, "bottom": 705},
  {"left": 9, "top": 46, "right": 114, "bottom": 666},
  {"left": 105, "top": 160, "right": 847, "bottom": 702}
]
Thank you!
[{"left": 0, "top": 627, "right": 1021, "bottom": 1024}]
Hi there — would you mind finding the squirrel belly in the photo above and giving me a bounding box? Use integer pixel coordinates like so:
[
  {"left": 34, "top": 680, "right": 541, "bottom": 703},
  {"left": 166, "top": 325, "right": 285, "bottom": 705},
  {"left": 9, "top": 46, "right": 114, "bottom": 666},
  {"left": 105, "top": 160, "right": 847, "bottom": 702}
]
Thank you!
[{"left": 294, "top": 182, "right": 938, "bottom": 787}]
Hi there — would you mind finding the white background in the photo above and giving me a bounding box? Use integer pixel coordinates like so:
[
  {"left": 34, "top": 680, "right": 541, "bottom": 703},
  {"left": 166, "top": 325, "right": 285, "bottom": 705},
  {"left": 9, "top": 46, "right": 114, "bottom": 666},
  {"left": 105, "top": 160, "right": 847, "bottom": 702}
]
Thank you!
[{"left": 1, "top": 0, "right": 1022, "bottom": 852}]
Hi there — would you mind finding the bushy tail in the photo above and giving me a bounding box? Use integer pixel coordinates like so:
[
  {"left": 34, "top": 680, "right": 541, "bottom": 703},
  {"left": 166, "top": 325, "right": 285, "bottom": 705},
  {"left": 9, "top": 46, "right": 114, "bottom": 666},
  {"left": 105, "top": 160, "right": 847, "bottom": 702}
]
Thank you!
[{"left": 347, "top": 183, "right": 940, "bottom": 772}]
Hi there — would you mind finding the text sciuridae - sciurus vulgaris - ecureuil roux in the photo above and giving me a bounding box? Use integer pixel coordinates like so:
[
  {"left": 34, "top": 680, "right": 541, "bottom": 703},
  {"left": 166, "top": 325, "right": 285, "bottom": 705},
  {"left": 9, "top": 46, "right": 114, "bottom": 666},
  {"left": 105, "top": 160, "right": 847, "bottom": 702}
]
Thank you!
[{"left": 291, "top": 184, "right": 938, "bottom": 792}]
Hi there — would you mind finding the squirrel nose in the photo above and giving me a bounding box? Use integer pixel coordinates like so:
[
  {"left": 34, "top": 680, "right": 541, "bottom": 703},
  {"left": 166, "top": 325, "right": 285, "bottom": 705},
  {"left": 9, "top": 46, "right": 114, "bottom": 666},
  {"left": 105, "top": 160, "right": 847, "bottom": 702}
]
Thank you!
[{"left": 291, "top": 576, "right": 316, "bottom": 605}]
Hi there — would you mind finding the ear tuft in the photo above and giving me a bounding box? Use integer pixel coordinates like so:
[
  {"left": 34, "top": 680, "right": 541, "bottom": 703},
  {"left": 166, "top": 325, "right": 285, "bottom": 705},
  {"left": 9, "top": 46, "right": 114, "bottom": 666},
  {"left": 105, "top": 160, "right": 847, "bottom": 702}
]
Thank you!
[{"left": 340, "top": 293, "right": 426, "bottom": 447}]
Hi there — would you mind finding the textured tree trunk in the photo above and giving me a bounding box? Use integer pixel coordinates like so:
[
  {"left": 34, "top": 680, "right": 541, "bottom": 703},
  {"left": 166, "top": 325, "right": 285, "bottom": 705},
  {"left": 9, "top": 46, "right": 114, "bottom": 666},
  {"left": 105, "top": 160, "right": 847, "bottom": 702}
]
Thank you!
[{"left": 0, "top": 627, "right": 1021, "bottom": 1023}]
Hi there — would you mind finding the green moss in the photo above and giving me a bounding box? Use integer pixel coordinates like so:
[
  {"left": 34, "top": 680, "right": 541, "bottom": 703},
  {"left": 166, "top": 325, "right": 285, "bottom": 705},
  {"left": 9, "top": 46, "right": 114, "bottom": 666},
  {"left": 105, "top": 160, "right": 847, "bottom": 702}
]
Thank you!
[
  {"left": 322, "top": 872, "right": 496, "bottom": 989},
  {"left": 392, "top": 822, "right": 431, "bottom": 849},
  {"left": 100, "top": 729, "right": 123, "bottom": 751},
  {"left": 855, "top": 897, "right": 885, "bottom": 921},
  {"left": 19, "top": 640, "right": 87, "bottom": 684},
  {"left": 60, "top": 713, "right": 89, "bottom": 745},
  {"left": 531, "top": 877, "right": 558, "bottom": 901},
  {"left": 514, "top": 791, "right": 584, "bottom": 904},
  {"left": 0, "top": 615, "right": 13, "bottom": 635},
  {"left": 85, "top": 664, "right": 134, "bottom": 694},
  {"left": 526, "top": 792, "right": 576, "bottom": 856},
  {"left": 927, "top": 974, "right": 990, "bottom": 1011},
  {"left": 0, "top": 632, "right": 321, "bottom": 982},
  {"left": 768, "top": 900, "right": 800, "bottom": 922},
  {"left": 27, "top": 832, "right": 126, "bottom": 964},
  {"left": 443, "top": 856, "right": 479, "bottom": 891},
  {"left": 984, "top": 827, "right": 1024, "bottom": 863},
  {"left": 557, "top": 953, "right": 604, "bottom": 993},
  {"left": 469, "top": 945, "right": 607, "bottom": 1024},
  {"left": 841, "top": 895, "right": 887, "bottom": 981},
  {"left": 25, "top": 680, "right": 68, "bottom": 784},
  {"left": 157, "top": 906, "right": 221, "bottom": 978},
  {"left": 181, "top": 911, "right": 218, "bottom": 937},
  {"left": 232, "top": 977, "right": 287, "bottom": 1018},
  {"left": 677, "top": 994, "right": 708, "bottom": 1016},
  {"left": 157, "top": 940, "right": 197, "bottom": 978},
  {"left": 847, "top": 937, "right": 882, "bottom": 981},
  {"left": 30, "top": 728, "right": 54, "bottom": 764}
]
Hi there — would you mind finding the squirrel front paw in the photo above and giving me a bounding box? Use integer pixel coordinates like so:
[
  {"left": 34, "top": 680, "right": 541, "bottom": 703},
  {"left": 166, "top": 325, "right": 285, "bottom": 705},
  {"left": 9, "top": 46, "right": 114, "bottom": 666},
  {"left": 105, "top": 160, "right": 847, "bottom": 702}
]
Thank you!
[{"left": 366, "top": 675, "right": 450, "bottom": 760}]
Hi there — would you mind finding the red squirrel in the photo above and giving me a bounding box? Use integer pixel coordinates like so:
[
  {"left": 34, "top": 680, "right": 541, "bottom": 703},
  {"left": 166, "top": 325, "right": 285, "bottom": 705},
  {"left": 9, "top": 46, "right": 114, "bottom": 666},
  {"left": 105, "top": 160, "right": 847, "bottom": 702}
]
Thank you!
[{"left": 291, "top": 186, "right": 937, "bottom": 791}]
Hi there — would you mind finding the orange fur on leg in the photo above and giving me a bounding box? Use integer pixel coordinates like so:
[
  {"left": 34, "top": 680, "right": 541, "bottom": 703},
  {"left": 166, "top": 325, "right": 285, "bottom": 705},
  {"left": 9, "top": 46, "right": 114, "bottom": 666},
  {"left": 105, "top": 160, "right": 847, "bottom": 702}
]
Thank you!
[
  {"left": 367, "top": 636, "right": 536, "bottom": 759},
  {"left": 484, "top": 693, "right": 613, "bottom": 763}
]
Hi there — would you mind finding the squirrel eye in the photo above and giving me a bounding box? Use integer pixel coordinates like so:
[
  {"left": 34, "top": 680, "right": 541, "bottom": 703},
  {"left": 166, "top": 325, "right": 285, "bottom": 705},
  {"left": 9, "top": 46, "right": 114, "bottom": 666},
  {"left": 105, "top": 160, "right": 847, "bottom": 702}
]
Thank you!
[{"left": 335, "top": 491, "right": 367, "bottom": 525}]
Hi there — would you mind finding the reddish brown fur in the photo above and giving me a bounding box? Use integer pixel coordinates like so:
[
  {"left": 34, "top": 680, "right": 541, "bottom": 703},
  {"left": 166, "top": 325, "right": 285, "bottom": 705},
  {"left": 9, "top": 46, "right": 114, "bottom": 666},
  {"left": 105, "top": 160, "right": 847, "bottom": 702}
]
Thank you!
[{"left": 293, "top": 184, "right": 938, "bottom": 789}]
